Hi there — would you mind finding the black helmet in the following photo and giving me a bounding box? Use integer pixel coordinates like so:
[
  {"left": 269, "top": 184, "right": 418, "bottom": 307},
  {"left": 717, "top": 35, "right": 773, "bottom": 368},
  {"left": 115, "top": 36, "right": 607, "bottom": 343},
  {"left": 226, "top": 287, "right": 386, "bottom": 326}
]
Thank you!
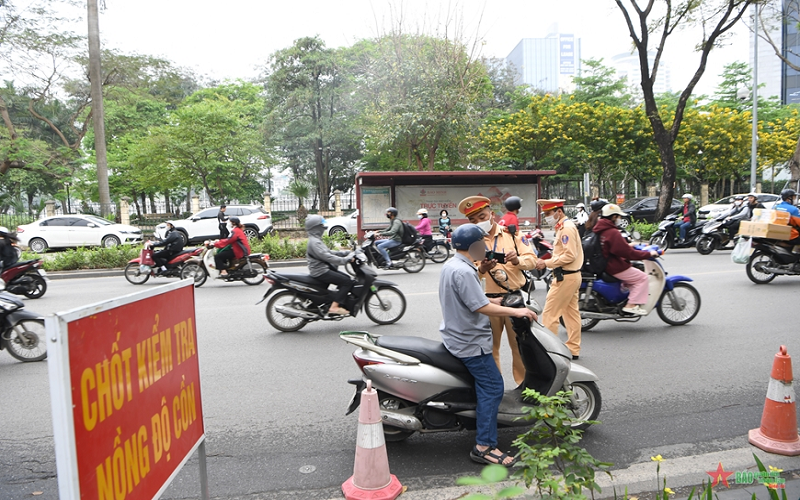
[
  {"left": 229, "top": 216, "right": 241, "bottom": 225},
  {"left": 781, "top": 189, "right": 796, "bottom": 202},
  {"left": 590, "top": 198, "right": 608, "bottom": 212},
  {"left": 504, "top": 196, "right": 522, "bottom": 212},
  {"left": 386, "top": 207, "right": 398, "bottom": 217},
  {"left": 452, "top": 224, "right": 485, "bottom": 250}
]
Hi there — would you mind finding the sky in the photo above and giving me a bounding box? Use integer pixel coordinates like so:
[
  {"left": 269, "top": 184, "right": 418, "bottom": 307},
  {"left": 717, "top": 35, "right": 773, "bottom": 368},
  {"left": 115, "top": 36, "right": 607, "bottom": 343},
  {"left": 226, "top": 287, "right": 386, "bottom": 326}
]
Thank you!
[{"left": 93, "top": 0, "right": 751, "bottom": 97}]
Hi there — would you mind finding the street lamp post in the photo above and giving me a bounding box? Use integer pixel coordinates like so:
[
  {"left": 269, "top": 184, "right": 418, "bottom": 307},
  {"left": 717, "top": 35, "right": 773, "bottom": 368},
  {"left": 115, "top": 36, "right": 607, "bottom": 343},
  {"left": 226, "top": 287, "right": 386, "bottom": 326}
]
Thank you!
[
  {"left": 750, "top": 3, "right": 759, "bottom": 193},
  {"left": 64, "top": 182, "right": 71, "bottom": 214}
]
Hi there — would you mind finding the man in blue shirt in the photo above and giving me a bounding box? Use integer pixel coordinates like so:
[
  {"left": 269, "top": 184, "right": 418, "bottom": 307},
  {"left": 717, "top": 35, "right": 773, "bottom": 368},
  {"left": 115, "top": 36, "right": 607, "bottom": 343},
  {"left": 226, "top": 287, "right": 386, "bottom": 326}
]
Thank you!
[
  {"left": 774, "top": 189, "right": 800, "bottom": 217},
  {"left": 439, "top": 224, "right": 537, "bottom": 468}
]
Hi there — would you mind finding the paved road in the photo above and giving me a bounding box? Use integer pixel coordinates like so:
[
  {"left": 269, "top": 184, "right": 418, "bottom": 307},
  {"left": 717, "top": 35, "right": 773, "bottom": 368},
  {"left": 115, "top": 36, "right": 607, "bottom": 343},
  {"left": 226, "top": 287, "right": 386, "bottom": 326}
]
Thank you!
[{"left": 1, "top": 249, "right": 799, "bottom": 499}]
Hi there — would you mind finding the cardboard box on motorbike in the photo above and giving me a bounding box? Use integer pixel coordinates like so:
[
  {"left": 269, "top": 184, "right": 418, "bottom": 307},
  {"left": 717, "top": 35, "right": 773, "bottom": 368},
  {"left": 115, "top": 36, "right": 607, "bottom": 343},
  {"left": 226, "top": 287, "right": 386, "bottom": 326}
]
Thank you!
[{"left": 739, "top": 220, "right": 792, "bottom": 240}]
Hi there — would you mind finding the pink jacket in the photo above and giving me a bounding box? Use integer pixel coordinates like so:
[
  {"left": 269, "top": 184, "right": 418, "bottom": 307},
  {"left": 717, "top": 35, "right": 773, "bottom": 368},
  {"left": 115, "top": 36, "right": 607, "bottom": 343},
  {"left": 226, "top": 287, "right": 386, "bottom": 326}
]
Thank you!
[{"left": 416, "top": 217, "right": 432, "bottom": 236}]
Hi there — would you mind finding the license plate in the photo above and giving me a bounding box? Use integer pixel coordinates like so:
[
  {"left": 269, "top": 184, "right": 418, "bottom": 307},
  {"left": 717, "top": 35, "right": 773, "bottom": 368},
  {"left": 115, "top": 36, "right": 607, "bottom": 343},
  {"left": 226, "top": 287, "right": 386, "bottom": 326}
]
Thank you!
[{"left": 37, "top": 269, "right": 47, "bottom": 277}]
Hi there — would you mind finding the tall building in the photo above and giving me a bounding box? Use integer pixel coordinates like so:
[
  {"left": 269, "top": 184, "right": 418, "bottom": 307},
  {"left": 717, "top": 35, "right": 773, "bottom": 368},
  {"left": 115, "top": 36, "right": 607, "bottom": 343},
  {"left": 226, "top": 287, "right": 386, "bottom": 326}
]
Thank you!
[
  {"left": 752, "top": 2, "right": 797, "bottom": 103},
  {"left": 609, "top": 51, "right": 672, "bottom": 95},
  {"left": 506, "top": 28, "right": 581, "bottom": 94}
]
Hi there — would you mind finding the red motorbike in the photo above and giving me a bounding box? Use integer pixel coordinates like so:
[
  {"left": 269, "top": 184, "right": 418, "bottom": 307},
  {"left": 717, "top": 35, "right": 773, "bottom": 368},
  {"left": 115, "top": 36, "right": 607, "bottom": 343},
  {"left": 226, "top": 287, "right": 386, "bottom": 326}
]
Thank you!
[
  {"left": 124, "top": 246, "right": 206, "bottom": 286},
  {"left": 2, "top": 259, "right": 48, "bottom": 299}
]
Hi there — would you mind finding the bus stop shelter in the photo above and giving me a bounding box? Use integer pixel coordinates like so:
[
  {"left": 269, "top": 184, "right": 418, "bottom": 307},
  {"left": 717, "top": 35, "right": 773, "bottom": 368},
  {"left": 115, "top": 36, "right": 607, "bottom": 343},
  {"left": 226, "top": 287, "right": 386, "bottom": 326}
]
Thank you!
[{"left": 354, "top": 170, "right": 556, "bottom": 239}]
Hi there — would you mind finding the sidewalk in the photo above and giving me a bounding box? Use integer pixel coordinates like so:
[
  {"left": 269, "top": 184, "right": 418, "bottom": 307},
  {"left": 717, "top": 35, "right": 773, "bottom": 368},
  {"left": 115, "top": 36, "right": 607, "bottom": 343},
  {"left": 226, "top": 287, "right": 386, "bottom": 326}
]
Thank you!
[{"left": 45, "top": 258, "right": 308, "bottom": 280}]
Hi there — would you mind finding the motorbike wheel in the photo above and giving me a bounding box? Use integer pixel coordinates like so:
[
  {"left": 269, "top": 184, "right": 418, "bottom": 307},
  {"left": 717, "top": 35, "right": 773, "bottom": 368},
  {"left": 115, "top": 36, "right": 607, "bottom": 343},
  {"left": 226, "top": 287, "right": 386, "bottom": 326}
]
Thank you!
[
  {"left": 365, "top": 286, "right": 407, "bottom": 325},
  {"left": 746, "top": 251, "right": 778, "bottom": 285},
  {"left": 656, "top": 282, "right": 701, "bottom": 326},
  {"left": 22, "top": 273, "right": 47, "bottom": 299},
  {"left": 376, "top": 391, "right": 416, "bottom": 442},
  {"left": 649, "top": 233, "right": 670, "bottom": 250},
  {"left": 124, "top": 263, "right": 150, "bottom": 285},
  {"left": 242, "top": 260, "right": 267, "bottom": 285},
  {"left": 5, "top": 319, "right": 47, "bottom": 362},
  {"left": 180, "top": 263, "right": 207, "bottom": 288},
  {"left": 402, "top": 249, "right": 425, "bottom": 273},
  {"left": 265, "top": 291, "right": 309, "bottom": 332},
  {"left": 566, "top": 381, "right": 601, "bottom": 430},
  {"left": 428, "top": 243, "right": 450, "bottom": 263},
  {"left": 695, "top": 236, "right": 716, "bottom": 255}
]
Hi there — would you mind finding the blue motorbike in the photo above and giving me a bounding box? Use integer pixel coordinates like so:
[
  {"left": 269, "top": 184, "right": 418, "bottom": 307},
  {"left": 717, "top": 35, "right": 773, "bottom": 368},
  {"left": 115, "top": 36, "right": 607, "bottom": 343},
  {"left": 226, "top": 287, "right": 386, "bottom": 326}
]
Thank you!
[{"left": 577, "top": 246, "right": 701, "bottom": 331}]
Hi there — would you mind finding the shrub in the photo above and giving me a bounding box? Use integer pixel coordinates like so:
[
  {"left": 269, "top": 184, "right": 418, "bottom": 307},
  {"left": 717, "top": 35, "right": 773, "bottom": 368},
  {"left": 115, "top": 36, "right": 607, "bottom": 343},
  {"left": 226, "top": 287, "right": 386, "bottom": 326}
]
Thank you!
[{"left": 630, "top": 219, "right": 659, "bottom": 241}]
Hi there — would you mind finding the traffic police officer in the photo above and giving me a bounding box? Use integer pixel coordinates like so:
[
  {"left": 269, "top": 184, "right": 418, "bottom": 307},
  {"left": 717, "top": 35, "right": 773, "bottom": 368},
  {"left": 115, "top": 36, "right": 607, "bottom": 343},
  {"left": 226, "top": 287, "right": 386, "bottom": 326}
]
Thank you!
[
  {"left": 458, "top": 195, "right": 538, "bottom": 386},
  {"left": 535, "top": 199, "right": 584, "bottom": 359}
]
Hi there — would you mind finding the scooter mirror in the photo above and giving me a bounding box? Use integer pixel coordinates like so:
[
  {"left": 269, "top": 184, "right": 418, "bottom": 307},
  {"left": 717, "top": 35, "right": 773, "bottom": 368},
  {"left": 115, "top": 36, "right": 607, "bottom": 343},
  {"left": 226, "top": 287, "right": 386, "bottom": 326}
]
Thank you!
[
  {"left": 502, "top": 293, "right": 524, "bottom": 308},
  {"left": 491, "top": 269, "right": 508, "bottom": 283}
]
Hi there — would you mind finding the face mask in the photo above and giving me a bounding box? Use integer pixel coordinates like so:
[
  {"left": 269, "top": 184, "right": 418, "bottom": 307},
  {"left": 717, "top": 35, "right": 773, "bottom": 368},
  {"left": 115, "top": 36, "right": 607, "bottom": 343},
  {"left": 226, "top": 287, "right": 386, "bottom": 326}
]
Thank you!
[
  {"left": 544, "top": 215, "right": 557, "bottom": 227},
  {"left": 467, "top": 241, "right": 486, "bottom": 261},
  {"left": 386, "top": 214, "right": 392, "bottom": 219},
  {"left": 614, "top": 218, "right": 625, "bottom": 228},
  {"left": 417, "top": 214, "right": 423, "bottom": 219},
  {"left": 476, "top": 220, "right": 493, "bottom": 233}
]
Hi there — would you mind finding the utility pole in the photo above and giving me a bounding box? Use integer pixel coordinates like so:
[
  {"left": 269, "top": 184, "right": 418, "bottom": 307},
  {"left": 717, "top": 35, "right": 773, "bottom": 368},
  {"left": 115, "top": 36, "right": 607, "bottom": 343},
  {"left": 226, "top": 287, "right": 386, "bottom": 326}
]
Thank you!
[{"left": 88, "top": 0, "right": 112, "bottom": 216}]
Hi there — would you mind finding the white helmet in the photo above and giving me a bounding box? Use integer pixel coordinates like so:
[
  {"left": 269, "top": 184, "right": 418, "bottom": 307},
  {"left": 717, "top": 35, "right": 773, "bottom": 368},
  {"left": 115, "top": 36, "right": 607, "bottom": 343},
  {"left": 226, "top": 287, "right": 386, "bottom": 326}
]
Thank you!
[
  {"left": 601, "top": 204, "right": 627, "bottom": 218},
  {"left": 416, "top": 208, "right": 428, "bottom": 215},
  {"left": 0, "top": 226, "right": 8, "bottom": 234},
  {"left": 681, "top": 193, "right": 694, "bottom": 200},
  {"left": 576, "top": 203, "right": 586, "bottom": 210}
]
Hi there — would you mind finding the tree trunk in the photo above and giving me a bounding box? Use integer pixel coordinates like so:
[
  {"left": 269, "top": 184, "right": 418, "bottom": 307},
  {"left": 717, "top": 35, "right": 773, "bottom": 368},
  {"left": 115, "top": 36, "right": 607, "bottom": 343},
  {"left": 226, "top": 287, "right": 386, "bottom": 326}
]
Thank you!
[
  {"left": 164, "top": 190, "right": 171, "bottom": 214},
  {"left": 87, "top": 0, "right": 112, "bottom": 216},
  {"left": 140, "top": 192, "right": 147, "bottom": 214}
]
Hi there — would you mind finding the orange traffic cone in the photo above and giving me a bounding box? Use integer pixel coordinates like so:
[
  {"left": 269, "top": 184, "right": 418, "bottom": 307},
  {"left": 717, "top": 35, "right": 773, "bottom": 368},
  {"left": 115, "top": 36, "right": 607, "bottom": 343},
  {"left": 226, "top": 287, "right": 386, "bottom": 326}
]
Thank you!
[
  {"left": 342, "top": 380, "right": 403, "bottom": 500},
  {"left": 748, "top": 345, "right": 800, "bottom": 456}
]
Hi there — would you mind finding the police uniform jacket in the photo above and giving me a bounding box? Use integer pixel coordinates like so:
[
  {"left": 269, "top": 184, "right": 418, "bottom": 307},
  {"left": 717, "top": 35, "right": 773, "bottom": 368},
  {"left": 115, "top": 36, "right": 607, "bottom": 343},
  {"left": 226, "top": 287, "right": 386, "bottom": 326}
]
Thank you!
[
  {"left": 478, "top": 223, "right": 537, "bottom": 294},
  {"left": 545, "top": 217, "right": 583, "bottom": 272}
]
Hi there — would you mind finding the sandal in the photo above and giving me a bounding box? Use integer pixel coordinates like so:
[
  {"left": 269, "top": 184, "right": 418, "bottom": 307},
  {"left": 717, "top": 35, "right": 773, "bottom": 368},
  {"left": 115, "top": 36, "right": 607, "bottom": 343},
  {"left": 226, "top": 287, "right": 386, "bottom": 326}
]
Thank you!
[
  {"left": 327, "top": 307, "right": 350, "bottom": 316},
  {"left": 470, "top": 445, "right": 517, "bottom": 467}
]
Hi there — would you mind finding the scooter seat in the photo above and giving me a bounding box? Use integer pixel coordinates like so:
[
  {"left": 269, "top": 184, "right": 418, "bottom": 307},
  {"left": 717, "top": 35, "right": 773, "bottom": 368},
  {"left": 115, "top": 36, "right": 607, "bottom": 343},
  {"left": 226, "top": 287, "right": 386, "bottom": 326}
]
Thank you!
[
  {"left": 376, "top": 336, "right": 471, "bottom": 375},
  {"left": 275, "top": 273, "right": 327, "bottom": 287},
  {"left": 600, "top": 272, "right": 619, "bottom": 283}
]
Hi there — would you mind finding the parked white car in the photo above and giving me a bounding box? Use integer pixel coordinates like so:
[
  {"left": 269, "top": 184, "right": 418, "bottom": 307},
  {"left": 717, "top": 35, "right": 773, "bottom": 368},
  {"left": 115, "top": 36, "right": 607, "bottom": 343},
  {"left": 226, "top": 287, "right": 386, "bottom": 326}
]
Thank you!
[
  {"left": 154, "top": 204, "right": 273, "bottom": 245},
  {"left": 698, "top": 193, "right": 779, "bottom": 219},
  {"left": 17, "top": 215, "right": 143, "bottom": 253},
  {"left": 325, "top": 210, "right": 358, "bottom": 236}
]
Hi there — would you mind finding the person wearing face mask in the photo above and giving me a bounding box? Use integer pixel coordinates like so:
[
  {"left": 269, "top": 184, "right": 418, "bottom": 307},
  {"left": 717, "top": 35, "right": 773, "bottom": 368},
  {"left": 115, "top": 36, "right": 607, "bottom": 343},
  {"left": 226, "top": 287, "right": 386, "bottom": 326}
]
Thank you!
[
  {"left": 439, "top": 210, "right": 452, "bottom": 237},
  {"left": 573, "top": 203, "right": 589, "bottom": 237},
  {"left": 376, "top": 207, "right": 404, "bottom": 268},
  {"left": 593, "top": 204, "right": 659, "bottom": 316},
  {"left": 534, "top": 199, "right": 584, "bottom": 359},
  {"left": 458, "top": 195, "right": 538, "bottom": 387},
  {"left": 416, "top": 208, "right": 434, "bottom": 252},
  {"left": 720, "top": 195, "right": 748, "bottom": 237},
  {"left": 439, "top": 223, "right": 538, "bottom": 467}
]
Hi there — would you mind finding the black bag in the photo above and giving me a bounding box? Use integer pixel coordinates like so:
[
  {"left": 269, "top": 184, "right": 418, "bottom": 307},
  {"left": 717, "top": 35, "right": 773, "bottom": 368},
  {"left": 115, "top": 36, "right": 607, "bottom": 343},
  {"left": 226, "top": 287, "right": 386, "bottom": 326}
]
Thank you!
[
  {"left": 400, "top": 221, "right": 418, "bottom": 245},
  {"left": 581, "top": 231, "right": 607, "bottom": 275}
]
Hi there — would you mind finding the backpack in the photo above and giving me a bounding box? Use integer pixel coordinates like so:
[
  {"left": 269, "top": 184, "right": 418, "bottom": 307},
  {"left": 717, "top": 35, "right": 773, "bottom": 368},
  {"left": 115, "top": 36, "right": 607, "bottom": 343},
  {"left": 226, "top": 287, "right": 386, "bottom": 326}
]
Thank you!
[
  {"left": 401, "top": 221, "right": 418, "bottom": 245},
  {"left": 581, "top": 231, "right": 607, "bottom": 275}
]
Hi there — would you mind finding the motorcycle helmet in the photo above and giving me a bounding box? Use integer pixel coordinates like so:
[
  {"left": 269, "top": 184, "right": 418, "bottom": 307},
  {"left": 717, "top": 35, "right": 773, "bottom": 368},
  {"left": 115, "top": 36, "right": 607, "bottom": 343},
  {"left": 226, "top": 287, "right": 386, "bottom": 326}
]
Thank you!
[
  {"left": 416, "top": 208, "right": 428, "bottom": 216},
  {"left": 452, "top": 224, "right": 485, "bottom": 250},
  {"left": 229, "top": 216, "right": 241, "bottom": 225},
  {"left": 590, "top": 198, "right": 608, "bottom": 212},
  {"left": 781, "top": 188, "right": 796, "bottom": 202},
  {"left": 576, "top": 203, "right": 586, "bottom": 210},
  {"left": 386, "top": 207, "right": 398, "bottom": 217},
  {"left": 304, "top": 214, "right": 326, "bottom": 231},
  {"left": 0, "top": 226, "right": 8, "bottom": 234},
  {"left": 504, "top": 196, "right": 522, "bottom": 212},
  {"left": 681, "top": 193, "right": 694, "bottom": 200},
  {"left": 601, "top": 204, "right": 627, "bottom": 218}
]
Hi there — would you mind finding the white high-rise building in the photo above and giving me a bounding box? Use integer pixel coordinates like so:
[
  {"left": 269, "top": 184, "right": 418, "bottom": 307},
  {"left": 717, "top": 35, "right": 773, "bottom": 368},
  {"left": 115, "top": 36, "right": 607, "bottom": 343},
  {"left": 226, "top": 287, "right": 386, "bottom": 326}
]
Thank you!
[
  {"left": 506, "top": 25, "right": 581, "bottom": 94},
  {"left": 609, "top": 51, "right": 672, "bottom": 95}
]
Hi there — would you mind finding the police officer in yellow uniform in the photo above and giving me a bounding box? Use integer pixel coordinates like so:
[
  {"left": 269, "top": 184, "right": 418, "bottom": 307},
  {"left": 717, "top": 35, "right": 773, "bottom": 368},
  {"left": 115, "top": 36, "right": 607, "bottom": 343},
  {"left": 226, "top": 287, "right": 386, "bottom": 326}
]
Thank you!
[
  {"left": 458, "top": 195, "right": 538, "bottom": 386},
  {"left": 535, "top": 199, "right": 584, "bottom": 359}
]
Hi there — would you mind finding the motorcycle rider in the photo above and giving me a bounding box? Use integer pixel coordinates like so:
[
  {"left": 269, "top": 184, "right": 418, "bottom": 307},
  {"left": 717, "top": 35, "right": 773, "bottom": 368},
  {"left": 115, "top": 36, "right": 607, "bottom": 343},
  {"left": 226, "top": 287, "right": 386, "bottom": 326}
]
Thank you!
[
  {"left": 745, "top": 193, "right": 766, "bottom": 219},
  {"left": 150, "top": 221, "right": 184, "bottom": 272},
  {"left": 673, "top": 194, "right": 696, "bottom": 243},
  {"left": 498, "top": 196, "right": 522, "bottom": 229},
  {"left": 593, "top": 205, "right": 660, "bottom": 316},
  {"left": 775, "top": 188, "right": 800, "bottom": 217},
  {"left": 376, "top": 207, "right": 403, "bottom": 268},
  {"left": 416, "top": 208, "right": 434, "bottom": 252},
  {"left": 0, "top": 227, "right": 19, "bottom": 287},
  {"left": 214, "top": 216, "right": 250, "bottom": 277},
  {"left": 585, "top": 198, "right": 608, "bottom": 233},
  {"left": 458, "top": 195, "right": 538, "bottom": 387},
  {"left": 573, "top": 203, "right": 589, "bottom": 237},
  {"left": 439, "top": 223, "right": 537, "bottom": 467},
  {"left": 720, "top": 195, "right": 748, "bottom": 237},
  {"left": 305, "top": 215, "right": 355, "bottom": 316}
]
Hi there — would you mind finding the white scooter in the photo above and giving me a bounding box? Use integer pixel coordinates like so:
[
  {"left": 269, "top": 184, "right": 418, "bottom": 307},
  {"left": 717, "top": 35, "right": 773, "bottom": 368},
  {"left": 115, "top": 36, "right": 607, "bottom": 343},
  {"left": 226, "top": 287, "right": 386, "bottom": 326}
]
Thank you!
[
  {"left": 183, "top": 241, "right": 268, "bottom": 287},
  {"left": 341, "top": 293, "right": 601, "bottom": 442}
]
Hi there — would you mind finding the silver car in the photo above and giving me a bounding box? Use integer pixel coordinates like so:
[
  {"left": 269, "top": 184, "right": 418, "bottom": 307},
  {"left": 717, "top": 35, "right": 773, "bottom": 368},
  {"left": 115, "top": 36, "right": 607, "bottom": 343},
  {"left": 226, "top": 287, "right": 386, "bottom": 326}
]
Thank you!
[{"left": 17, "top": 215, "right": 143, "bottom": 253}]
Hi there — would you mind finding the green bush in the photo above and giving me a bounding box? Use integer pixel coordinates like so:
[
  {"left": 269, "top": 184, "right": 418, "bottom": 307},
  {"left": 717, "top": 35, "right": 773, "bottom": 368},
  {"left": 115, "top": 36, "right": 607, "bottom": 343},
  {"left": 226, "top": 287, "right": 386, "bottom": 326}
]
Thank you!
[
  {"left": 630, "top": 219, "right": 659, "bottom": 241},
  {"left": 22, "top": 245, "right": 143, "bottom": 271}
]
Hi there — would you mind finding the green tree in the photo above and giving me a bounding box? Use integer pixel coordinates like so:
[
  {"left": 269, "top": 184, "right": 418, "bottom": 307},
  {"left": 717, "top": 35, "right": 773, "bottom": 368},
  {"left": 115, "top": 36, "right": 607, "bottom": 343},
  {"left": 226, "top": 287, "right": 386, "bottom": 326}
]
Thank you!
[{"left": 571, "top": 58, "right": 633, "bottom": 107}]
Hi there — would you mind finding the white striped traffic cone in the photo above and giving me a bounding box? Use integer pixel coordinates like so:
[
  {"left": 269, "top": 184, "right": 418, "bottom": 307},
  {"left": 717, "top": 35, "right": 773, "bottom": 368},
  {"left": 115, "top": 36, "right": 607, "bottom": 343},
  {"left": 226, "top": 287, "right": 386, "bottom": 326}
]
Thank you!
[
  {"left": 748, "top": 345, "right": 800, "bottom": 456},
  {"left": 342, "top": 380, "right": 403, "bottom": 500}
]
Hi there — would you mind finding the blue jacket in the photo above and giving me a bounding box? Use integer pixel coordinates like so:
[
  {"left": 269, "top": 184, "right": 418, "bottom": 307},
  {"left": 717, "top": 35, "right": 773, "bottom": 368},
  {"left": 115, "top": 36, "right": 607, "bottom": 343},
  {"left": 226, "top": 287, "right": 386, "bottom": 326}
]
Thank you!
[{"left": 774, "top": 201, "right": 800, "bottom": 217}]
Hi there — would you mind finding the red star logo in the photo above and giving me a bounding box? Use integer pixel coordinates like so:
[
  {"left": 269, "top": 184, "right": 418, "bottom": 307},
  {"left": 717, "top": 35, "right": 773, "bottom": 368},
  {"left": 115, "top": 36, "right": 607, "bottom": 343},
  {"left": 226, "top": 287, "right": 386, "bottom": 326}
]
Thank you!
[{"left": 706, "top": 462, "right": 734, "bottom": 488}]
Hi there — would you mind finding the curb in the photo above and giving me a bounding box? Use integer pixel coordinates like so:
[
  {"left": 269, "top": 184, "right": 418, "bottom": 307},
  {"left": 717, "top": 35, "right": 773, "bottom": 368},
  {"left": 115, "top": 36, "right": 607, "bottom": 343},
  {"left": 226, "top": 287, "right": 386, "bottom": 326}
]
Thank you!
[{"left": 45, "top": 259, "right": 309, "bottom": 280}]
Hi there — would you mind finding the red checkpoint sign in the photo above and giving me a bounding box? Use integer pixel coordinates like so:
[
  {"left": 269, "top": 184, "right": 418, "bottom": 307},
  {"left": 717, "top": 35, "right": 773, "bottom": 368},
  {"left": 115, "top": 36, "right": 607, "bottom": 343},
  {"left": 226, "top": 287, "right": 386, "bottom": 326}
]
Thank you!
[{"left": 47, "top": 280, "right": 204, "bottom": 499}]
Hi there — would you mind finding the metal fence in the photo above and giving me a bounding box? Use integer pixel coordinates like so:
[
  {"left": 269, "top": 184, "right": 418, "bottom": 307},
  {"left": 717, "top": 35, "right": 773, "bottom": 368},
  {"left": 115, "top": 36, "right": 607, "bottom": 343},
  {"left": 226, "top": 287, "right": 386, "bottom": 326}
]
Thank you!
[{"left": 271, "top": 192, "right": 356, "bottom": 229}]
